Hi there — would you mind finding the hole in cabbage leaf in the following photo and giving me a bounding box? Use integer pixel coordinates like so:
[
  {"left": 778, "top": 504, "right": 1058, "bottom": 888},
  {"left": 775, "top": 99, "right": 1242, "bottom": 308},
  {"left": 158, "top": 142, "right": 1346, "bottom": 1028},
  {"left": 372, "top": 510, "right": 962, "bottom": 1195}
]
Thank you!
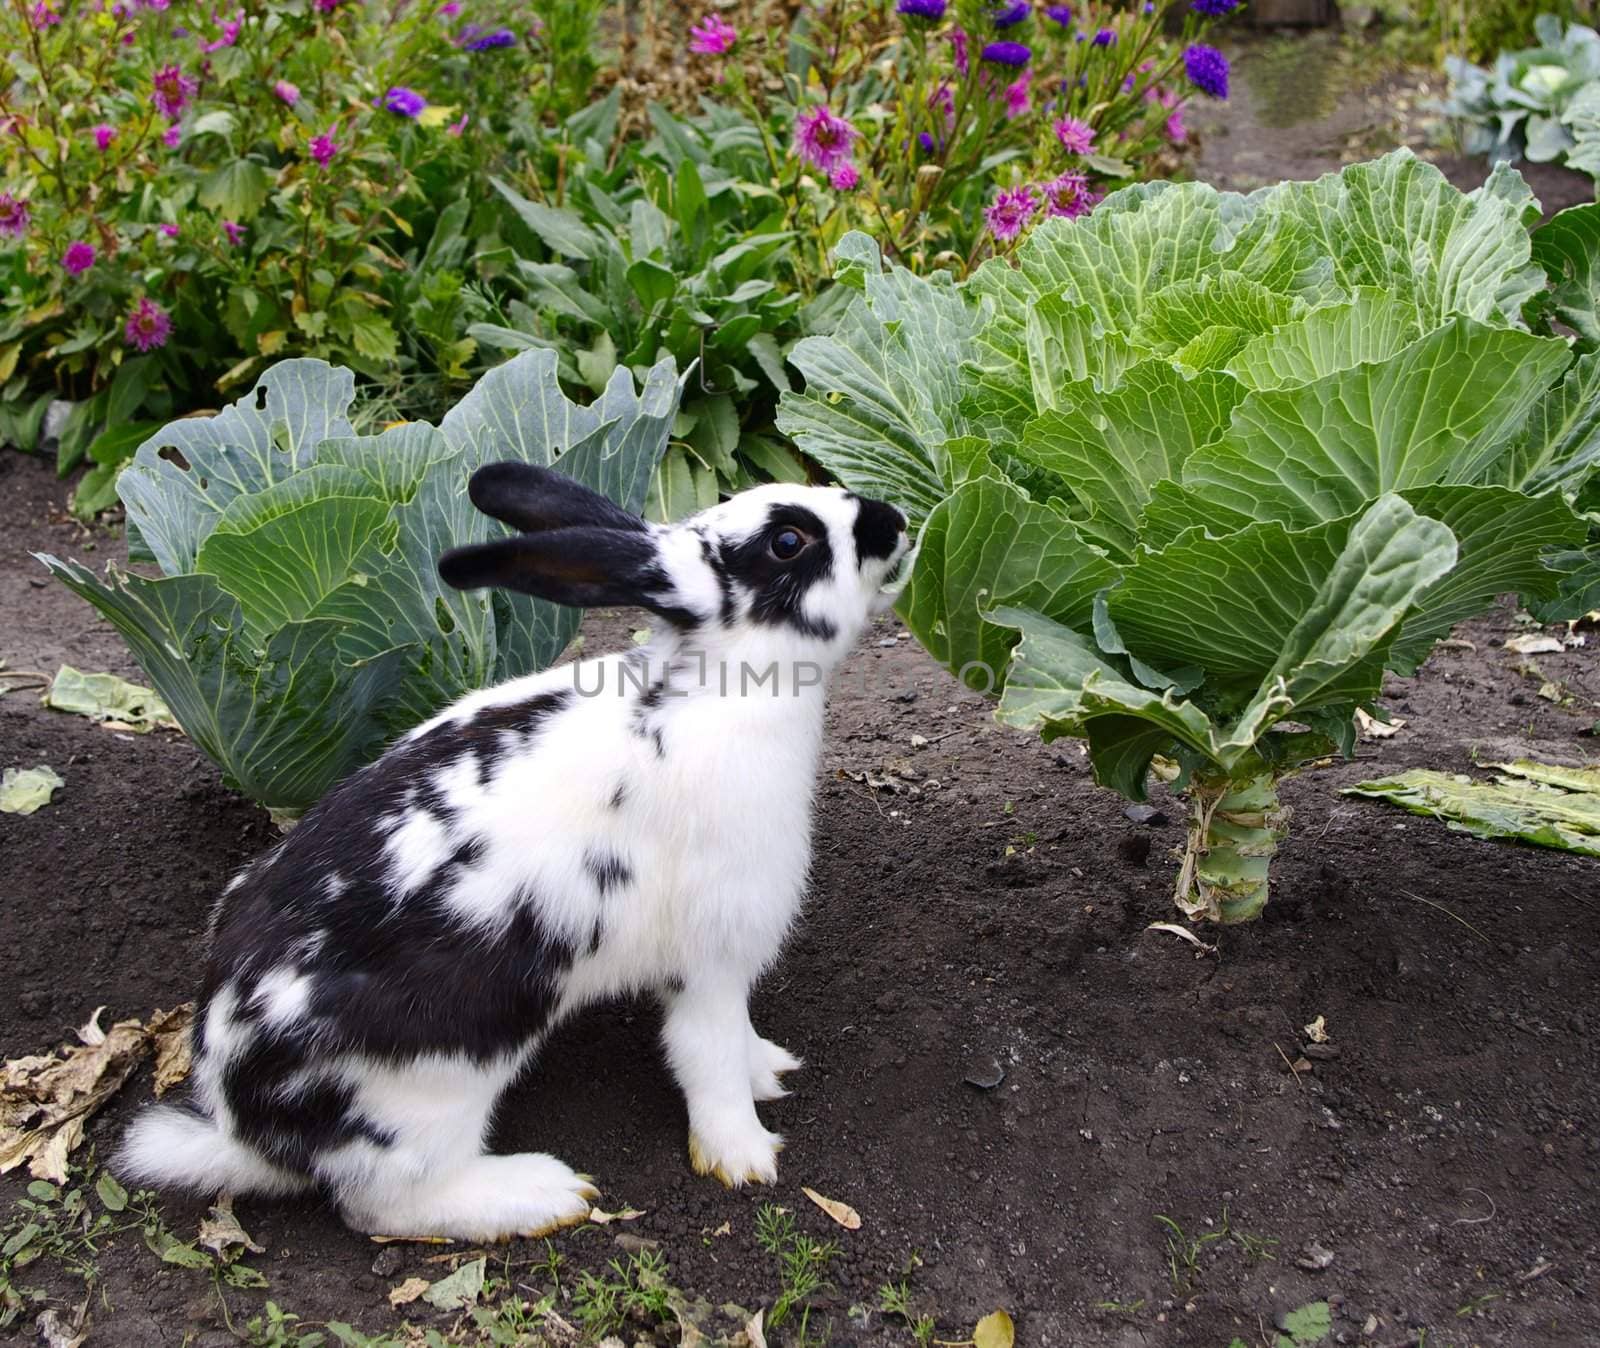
[
  {"left": 434, "top": 597, "right": 457, "bottom": 635},
  {"left": 199, "top": 477, "right": 208, "bottom": 489},
  {"left": 255, "top": 385, "right": 268, "bottom": 411},
  {"left": 158, "top": 445, "right": 190, "bottom": 471}
]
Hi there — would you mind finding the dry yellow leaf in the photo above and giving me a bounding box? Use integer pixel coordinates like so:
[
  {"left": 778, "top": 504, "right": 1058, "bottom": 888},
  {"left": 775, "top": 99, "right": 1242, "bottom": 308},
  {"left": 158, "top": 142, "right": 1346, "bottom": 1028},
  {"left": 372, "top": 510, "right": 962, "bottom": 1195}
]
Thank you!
[
  {"left": 388, "top": 1277, "right": 430, "bottom": 1306},
  {"left": 800, "top": 1186, "right": 861, "bottom": 1230},
  {"left": 744, "top": 1308, "right": 768, "bottom": 1348},
  {"left": 370, "top": 1233, "right": 454, "bottom": 1244},
  {"left": 1303, "top": 1015, "right": 1330, "bottom": 1044},
  {"left": 149, "top": 1004, "right": 194, "bottom": 1096},
  {"left": 588, "top": 1206, "right": 645, "bottom": 1224},
  {"left": 973, "top": 1308, "right": 1015, "bottom": 1348},
  {"left": 1354, "top": 708, "right": 1405, "bottom": 739},
  {"left": 198, "top": 1198, "right": 264, "bottom": 1257}
]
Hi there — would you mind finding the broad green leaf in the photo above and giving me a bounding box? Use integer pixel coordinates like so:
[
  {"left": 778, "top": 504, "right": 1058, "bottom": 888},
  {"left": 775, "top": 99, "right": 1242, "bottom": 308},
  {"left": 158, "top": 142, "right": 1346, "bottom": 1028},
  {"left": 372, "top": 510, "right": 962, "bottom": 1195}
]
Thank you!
[
  {"left": 1498, "top": 349, "right": 1600, "bottom": 493},
  {"left": 1529, "top": 541, "right": 1600, "bottom": 622},
  {"left": 1226, "top": 288, "right": 1422, "bottom": 390},
  {"left": 1130, "top": 273, "right": 1301, "bottom": 354},
  {"left": 491, "top": 178, "right": 599, "bottom": 260},
  {"left": 1017, "top": 363, "right": 1243, "bottom": 558},
  {"left": 896, "top": 475, "right": 1119, "bottom": 692},
  {"left": 197, "top": 159, "right": 270, "bottom": 220},
  {"left": 1171, "top": 320, "right": 1571, "bottom": 533},
  {"left": 1533, "top": 201, "right": 1600, "bottom": 352}
]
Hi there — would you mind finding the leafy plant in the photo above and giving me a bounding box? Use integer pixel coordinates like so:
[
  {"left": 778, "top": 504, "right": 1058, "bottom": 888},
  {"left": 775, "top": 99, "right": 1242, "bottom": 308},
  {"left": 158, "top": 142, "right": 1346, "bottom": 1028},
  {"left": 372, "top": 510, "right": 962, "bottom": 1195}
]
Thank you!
[
  {"left": 755, "top": 1202, "right": 840, "bottom": 1333},
  {"left": 1441, "top": 15, "right": 1600, "bottom": 171},
  {"left": 570, "top": 1248, "right": 676, "bottom": 1339},
  {"left": 779, "top": 149, "right": 1600, "bottom": 921},
  {"left": 39, "top": 350, "right": 680, "bottom": 821}
]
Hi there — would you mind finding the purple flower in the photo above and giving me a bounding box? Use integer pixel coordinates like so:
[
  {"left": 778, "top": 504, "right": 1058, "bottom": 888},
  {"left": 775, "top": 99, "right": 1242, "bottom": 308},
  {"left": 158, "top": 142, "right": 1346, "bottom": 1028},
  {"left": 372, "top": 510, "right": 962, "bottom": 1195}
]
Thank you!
[
  {"left": 917, "top": 131, "right": 936, "bottom": 154},
  {"left": 1091, "top": 26, "right": 1115, "bottom": 45},
  {"left": 30, "top": 1, "right": 61, "bottom": 26},
  {"left": 1183, "top": 43, "right": 1229, "bottom": 98},
  {"left": 0, "top": 193, "right": 30, "bottom": 239},
  {"left": 793, "top": 104, "right": 858, "bottom": 173},
  {"left": 830, "top": 162, "right": 859, "bottom": 191},
  {"left": 1041, "top": 169, "right": 1100, "bottom": 219},
  {"left": 162, "top": 126, "right": 183, "bottom": 148},
  {"left": 1166, "top": 110, "right": 1187, "bottom": 143},
  {"left": 991, "top": 1, "right": 1029, "bottom": 26},
  {"left": 1142, "top": 1, "right": 1155, "bottom": 11},
  {"left": 981, "top": 40, "right": 1030, "bottom": 65},
  {"left": 92, "top": 123, "right": 117, "bottom": 151},
  {"left": 1004, "top": 72, "right": 1030, "bottom": 118},
  {"left": 382, "top": 87, "right": 427, "bottom": 117},
  {"left": 152, "top": 66, "right": 198, "bottom": 121},
  {"left": 222, "top": 219, "right": 246, "bottom": 246},
  {"left": 463, "top": 26, "right": 516, "bottom": 49},
  {"left": 949, "top": 27, "right": 969, "bottom": 74},
  {"left": 159, "top": 222, "right": 180, "bottom": 237},
  {"left": 273, "top": 79, "right": 300, "bottom": 104},
  {"left": 63, "top": 242, "right": 96, "bottom": 276},
  {"left": 896, "top": 0, "right": 946, "bottom": 19},
  {"left": 141, "top": 0, "right": 170, "bottom": 9},
  {"left": 1043, "top": 4, "right": 1071, "bottom": 24},
  {"left": 316, "top": 0, "right": 341, "bottom": 11},
  {"left": 1190, "top": 0, "right": 1240, "bottom": 13},
  {"left": 1053, "top": 115, "right": 1094, "bottom": 154},
  {"left": 124, "top": 298, "right": 172, "bottom": 352},
  {"left": 688, "top": 13, "right": 737, "bottom": 53},
  {"left": 929, "top": 83, "right": 956, "bottom": 130},
  {"left": 202, "top": 18, "right": 241, "bottom": 52},
  {"left": 438, "top": 0, "right": 460, "bottom": 13},
  {"left": 309, "top": 125, "right": 339, "bottom": 165},
  {"left": 985, "top": 184, "right": 1037, "bottom": 241}
]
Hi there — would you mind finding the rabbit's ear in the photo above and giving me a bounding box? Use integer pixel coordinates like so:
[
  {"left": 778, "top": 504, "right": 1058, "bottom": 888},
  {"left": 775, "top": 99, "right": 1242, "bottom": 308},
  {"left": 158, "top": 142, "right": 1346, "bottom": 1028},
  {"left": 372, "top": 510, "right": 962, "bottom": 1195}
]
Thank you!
[
  {"left": 439, "top": 528, "right": 694, "bottom": 623},
  {"left": 468, "top": 462, "right": 647, "bottom": 535}
]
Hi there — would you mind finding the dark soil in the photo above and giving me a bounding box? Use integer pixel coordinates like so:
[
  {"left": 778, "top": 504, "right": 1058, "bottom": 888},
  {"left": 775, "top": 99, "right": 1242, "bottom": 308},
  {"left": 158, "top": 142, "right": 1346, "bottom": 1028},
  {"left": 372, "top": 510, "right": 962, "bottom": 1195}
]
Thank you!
[{"left": 5, "top": 421, "right": 1600, "bottom": 1348}]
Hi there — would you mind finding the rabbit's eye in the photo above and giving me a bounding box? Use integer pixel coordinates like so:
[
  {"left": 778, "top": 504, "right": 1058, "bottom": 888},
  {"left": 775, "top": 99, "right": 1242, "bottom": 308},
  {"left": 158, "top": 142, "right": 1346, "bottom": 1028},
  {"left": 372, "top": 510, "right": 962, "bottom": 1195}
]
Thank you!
[{"left": 770, "top": 528, "right": 806, "bottom": 561}]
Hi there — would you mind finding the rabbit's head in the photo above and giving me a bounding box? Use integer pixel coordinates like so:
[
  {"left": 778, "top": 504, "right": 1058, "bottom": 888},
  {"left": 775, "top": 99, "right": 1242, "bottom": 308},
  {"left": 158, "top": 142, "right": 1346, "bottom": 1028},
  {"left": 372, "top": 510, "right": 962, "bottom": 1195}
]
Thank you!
[{"left": 439, "top": 463, "right": 909, "bottom": 658}]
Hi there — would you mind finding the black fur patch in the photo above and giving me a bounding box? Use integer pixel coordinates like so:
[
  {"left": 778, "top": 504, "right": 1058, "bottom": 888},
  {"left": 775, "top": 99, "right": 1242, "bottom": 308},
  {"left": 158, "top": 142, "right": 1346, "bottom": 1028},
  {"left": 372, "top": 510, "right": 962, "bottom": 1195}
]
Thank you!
[
  {"left": 850, "top": 494, "right": 907, "bottom": 563},
  {"left": 700, "top": 532, "right": 736, "bottom": 626},
  {"left": 188, "top": 688, "right": 580, "bottom": 1178},
  {"left": 608, "top": 782, "right": 628, "bottom": 810},
  {"left": 718, "top": 504, "right": 837, "bottom": 640},
  {"left": 585, "top": 849, "right": 633, "bottom": 896}
]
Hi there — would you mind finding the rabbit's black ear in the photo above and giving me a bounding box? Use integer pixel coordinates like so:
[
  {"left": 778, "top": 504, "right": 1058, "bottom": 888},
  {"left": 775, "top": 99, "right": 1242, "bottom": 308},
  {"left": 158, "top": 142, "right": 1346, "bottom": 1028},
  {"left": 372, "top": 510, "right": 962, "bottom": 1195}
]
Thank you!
[
  {"left": 467, "top": 462, "right": 647, "bottom": 535},
  {"left": 439, "top": 528, "right": 695, "bottom": 625}
]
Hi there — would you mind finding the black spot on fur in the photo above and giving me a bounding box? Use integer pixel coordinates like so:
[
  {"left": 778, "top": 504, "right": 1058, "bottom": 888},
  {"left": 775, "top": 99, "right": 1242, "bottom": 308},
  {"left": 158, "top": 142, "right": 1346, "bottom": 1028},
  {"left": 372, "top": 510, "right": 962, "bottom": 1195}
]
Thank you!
[
  {"left": 651, "top": 726, "right": 666, "bottom": 760},
  {"left": 608, "top": 782, "right": 628, "bottom": 811},
  {"left": 700, "top": 533, "right": 736, "bottom": 626},
  {"left": 718, "top": 504, "right": 837, "bottom": 640},
  {"left": 663, "top": 975, "right": 686, "bottom": 997},
  {"left": 589, "top": 920, "right": 603, "bottom": 955},
  {"left": 850, "top": 494, "right": 907, "bottom": 563},
  {"left": 585, "top": 849, "right": 633, "bottom": 896}
]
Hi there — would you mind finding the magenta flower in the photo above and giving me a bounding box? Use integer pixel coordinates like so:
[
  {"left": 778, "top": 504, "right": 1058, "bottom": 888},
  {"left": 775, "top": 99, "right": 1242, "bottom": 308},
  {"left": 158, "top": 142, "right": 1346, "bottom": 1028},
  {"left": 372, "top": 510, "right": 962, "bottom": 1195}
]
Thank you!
[
  {"left": 793, "top": 105, "right": 859, "bottom": 173},
  {"left": 382, "top": 87, "right": 427, "bottom": 117},
  {"left": 92, "top": 123, "right": 118, "bottom": 151},
  {"left": 152, "top": 65, "right": 199, "bottom": 121},
  {"left": 688, "top": 13, "right": 737, "bottom": 54},
  {"left": 0, "top": 193, "right": 30, "bottom": 239},
  {"left": 273, "top": 79, "right": 300, "bottom": 104},
  {"left": 984, "top": 184, "right": 1037, "bottom": 241},
  {"left": 1053, "top": 115, "right": 1094, "bottom": 155},
  {"left": 63, "top": 242, "right": 96, "bottom": 276},
  {"left": 163, "top": 126, "right": 183, "bottom": 148},
  {"left": 159, "top": 222, "right": 180, "bottom": 237},
  {"left": 949, "top": 27, "right": 969, "bottom": 75},
  {"left": 124, "top": 298, "right": 173, "bottom": 353},
  {"left": 30, "top": 1, "right": 61, "bottom": 26},
  {"left": 830, "top": 162, "right": 860, "bottom": 191},
  {"left": 1166, "top": 110, "right": 1187, "bottom": 144},
  {"left": 309, "top": 125, "right": 339, "bottom": 165},
  {"left": 141, "top": 0, "right": 170, "bottom": 9},
  {"left": 438, "top": 0, "right": 461, "bottom": 13},
  {"left": 929, "top": 83, "right": 955, "bottom": 131},
  {"left": 1004, "top": 72, "right": 1031, "bottom": 118},
  {"left": 222, "top": 219, "right": 246, "bottom": 246},
  {"left": 447, "top": 112, "right": 469, "bottom": 135},
  {"left": 201, "top": 17, "right": 241, "bottom": 52},
  {"left": 1041, "top": 169, "right": 1099, "bottom": 219},
  {"left": 316, "top": 0, "right": 341, "bottom": 11}
]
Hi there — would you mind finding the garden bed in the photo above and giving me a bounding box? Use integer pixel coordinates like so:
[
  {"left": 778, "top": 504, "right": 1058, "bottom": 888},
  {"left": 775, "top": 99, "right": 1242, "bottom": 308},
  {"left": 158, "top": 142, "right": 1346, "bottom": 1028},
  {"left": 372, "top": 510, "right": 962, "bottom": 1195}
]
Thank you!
[{"left": 4, "top": 437, "right": 1599, "bottom": 1345}]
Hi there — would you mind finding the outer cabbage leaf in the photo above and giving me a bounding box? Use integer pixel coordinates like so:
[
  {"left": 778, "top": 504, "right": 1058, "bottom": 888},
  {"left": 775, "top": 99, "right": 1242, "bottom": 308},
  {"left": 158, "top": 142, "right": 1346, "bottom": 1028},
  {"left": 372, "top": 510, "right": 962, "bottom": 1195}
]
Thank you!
[
  {"left": 1530, "top": 201, "right": 1600, "bottom": 349},
  {"left": 1225, "top": 288, "right": 1423, "bottom": 391}
]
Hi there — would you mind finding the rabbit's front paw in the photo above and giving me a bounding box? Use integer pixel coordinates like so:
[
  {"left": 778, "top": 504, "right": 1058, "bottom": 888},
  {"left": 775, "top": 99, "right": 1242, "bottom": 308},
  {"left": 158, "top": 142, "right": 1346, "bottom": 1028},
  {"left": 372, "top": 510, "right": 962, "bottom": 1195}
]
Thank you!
[
  {"left": 688, "top": 1116, "right": 783, "bottom": 1188},
  {"left": 750, "top": 1035, "right": 803, "bottom": 1101}
]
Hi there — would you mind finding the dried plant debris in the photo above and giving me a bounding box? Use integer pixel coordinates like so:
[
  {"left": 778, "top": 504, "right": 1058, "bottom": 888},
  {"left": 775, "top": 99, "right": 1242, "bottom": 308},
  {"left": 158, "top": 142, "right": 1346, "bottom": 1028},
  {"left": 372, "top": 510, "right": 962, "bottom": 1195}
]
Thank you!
[
  {"left": 0, "top": 1005, "right": 194, "bottom": 1182},
  {"left": 42, "top": 666, "right": 178, "bottom": 733},
  {"left": 1345, "top": 759, "right": 1600, "bottom": 857},
  {"left": 0, "top": 765, "right": 64, "bottom": 816}
]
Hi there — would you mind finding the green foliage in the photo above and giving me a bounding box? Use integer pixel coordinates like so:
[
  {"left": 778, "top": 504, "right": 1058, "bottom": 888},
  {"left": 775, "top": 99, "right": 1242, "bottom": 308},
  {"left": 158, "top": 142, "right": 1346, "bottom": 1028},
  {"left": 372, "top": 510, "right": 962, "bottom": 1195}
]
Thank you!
[
  {"left": 755, "top": 1203, "right": 839, "bottom": 1333},
  {"left": 1417, "top": 0, "right": 1596, "bottom": 65},
  {"left": 779, "top": 150, "right": 1599, "bottom": 920},
  {"left": 570, "top": 1248, "right": 676, "bottom": 1338},
  {"left": 39, "top": 350, "right": 679, "bottom": 817},
  {"left": 1440, "top": 14, "right": 1600, "bottom": 171}
]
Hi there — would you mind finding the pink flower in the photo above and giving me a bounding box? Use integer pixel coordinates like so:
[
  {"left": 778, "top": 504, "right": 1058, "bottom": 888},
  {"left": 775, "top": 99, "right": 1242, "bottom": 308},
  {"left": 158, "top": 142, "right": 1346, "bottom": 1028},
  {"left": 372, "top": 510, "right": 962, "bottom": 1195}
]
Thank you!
[
  {"left": 152, "top": 65, "right": 199, "bottom": 121},
  {"left": 829, "top": 162, "right": 859, "bottom": 191},
  {"left": 124, "top": 298, "right": 173, "bottom": 352},
  {"left": 201, "top": 17, "right": 241, "bottom": 52},
  {"left": 688, "top": 13, "right": 737, "bottom": 54},
  {"left": 438, "top": 0, "right": 460, "bottom": 13},
  {"left": 30, "top": 1, "right": 61, "bottom": 26},
  {"left": 1053, "top": 116, "right": 1094, "bottom": 155},
  {"left": 163, "top": 126, "right": 183, "bottom": 148},
  {"left": 142, "top": 0, "right": 170, "bottom": 10},
  {"left": 222, "top": 219, "right": 246, "bottom": 246},
  {"left": 63, "top": 242, "right": 96, "bottom": 275},
  {"left": 1041, "top": 169, "right": 1100, "bottom": 219},
  {"left": 793, "top": 105, "right": 858, "bottom": 173},
  {"left": 92, "top": 123, "right": 118, "bottom": 151},
  {"left": 1165, "top": 110, "right": 1186, "bottom": 144},
  {"left": 447, "top": 113, "right": 469, "bottom": 136},
  {"left": 159, "top": 222, "right": 180, "bottom": 237},
  {"left": 308, "top": 125, "right": 338, "bottom": 165},
  {"left": 929, "top": 84, "right": 956, "bottom": 132},
  {"left": 985, "top": 184, "right": 1037, "bottom": 241},
  {"left": 0, "top": 193, "right": 30, "bottom": 239},
  {"left": 273, "top": 79, "right": 300, "bottom": 104},
  {"left": 315, "top": 0, "right": 340, "bottom": 11},
  {"left": 949, "top": 27, "right": 969, "bottom": 76},
  {"left": 1004, "top": 72, "right": 1031, "bottom": 118}
]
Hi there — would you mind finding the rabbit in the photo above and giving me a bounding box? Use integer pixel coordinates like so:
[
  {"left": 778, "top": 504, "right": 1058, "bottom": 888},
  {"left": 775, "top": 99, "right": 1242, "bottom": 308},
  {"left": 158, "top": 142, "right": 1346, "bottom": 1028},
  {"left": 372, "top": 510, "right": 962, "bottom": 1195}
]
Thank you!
[{"left": 116, "top": 461, "right": 910, "bottom": 1241}]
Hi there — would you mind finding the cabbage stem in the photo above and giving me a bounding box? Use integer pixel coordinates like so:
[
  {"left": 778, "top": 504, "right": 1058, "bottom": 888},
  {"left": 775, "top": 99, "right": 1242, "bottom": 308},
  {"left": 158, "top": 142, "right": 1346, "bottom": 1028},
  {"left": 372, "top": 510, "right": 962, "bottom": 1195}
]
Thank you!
[{"left": 1175, "top": 771, "right": 1291, "bottom": 923}]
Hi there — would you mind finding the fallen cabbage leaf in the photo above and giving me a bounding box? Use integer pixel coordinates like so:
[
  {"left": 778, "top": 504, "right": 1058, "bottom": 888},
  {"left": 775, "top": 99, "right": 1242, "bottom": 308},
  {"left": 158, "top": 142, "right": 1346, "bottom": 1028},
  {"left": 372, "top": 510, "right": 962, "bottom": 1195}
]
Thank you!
[
  {"left": 43, "top": 666, "right": 177, "bottom": 732},
  {"left": 0, "top": 765, "right": 64, "bottom": 816}
]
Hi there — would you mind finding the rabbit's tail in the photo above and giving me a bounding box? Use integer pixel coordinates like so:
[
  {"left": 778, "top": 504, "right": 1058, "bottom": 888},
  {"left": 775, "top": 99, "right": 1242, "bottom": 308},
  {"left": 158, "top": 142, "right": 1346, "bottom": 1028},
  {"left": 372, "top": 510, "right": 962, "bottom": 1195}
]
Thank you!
[{"left": 117, "top": 1103, "right": 310, "bottom": 1197}]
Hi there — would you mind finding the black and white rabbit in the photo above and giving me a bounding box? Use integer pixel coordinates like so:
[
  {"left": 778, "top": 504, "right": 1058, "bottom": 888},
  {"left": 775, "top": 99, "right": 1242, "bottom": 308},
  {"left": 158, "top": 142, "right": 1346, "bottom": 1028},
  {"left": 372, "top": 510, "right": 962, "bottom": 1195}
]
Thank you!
[{"left": 118, "top": 462, "right": 909, "bottom": 1240}]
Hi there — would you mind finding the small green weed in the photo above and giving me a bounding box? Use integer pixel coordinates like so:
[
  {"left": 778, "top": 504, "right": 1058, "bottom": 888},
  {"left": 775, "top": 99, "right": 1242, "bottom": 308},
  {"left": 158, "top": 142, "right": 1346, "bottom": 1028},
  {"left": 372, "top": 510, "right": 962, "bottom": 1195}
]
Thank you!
[
  {"left": 878, "top": 1278, "right": 935, "bottom": 1345},
  {"left": 1093, "top": 1297, "right": 1146, "bottom": 1315},
  {"left": 755, "top": 1203, "right": 839, "bottom": 1337},
  {"left": 571, "top": 1247, "right": 675, "bottom": 1338},
  {"left": 1154, "top": 1212, "right": 1231, "bottom": 1296}
]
